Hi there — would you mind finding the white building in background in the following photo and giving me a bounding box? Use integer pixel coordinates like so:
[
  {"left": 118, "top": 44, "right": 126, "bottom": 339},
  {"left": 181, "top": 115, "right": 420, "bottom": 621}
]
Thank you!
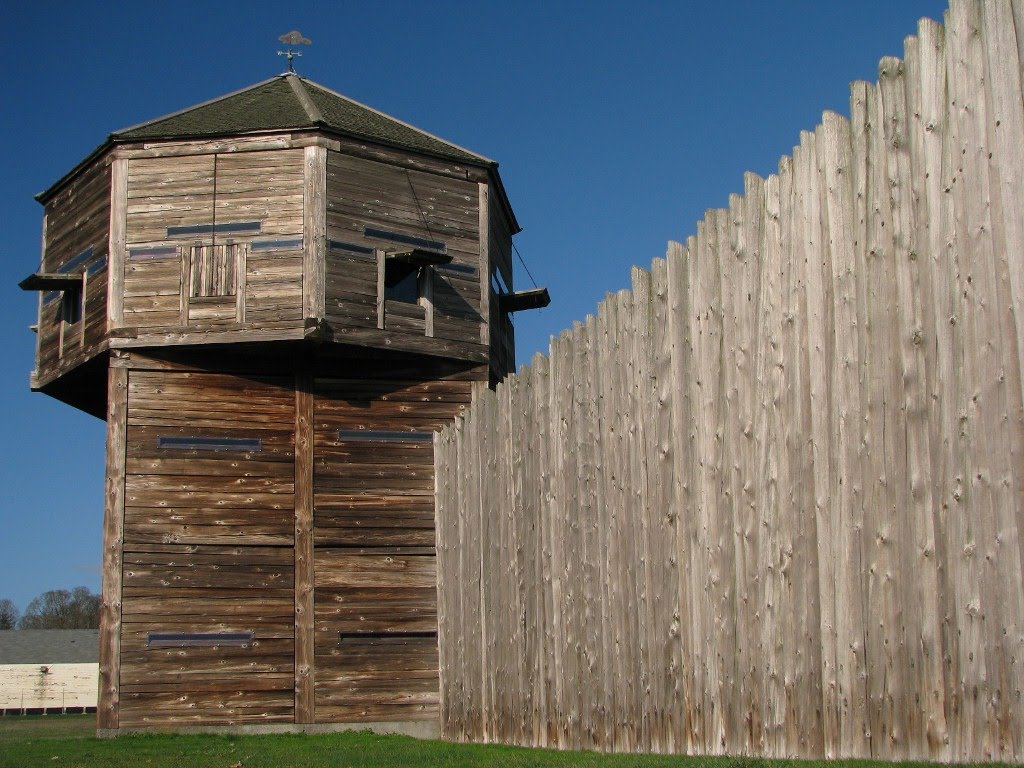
[{"left": 0, "top": 630, "right": 98, "bottom": 714}]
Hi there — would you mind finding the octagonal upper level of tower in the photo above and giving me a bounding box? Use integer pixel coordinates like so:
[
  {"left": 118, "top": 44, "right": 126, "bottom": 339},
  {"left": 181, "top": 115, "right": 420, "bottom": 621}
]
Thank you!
[{"left": 24, "top": 73, "right": 532, "bottom": 415}]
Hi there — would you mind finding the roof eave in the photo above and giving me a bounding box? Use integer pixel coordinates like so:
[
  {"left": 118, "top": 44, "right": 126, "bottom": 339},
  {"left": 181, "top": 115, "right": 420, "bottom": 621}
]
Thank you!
[
  {"left": 36, "top": 124, "right": 312, "bottom": 204},
  {"left": 108, "top": 123, "right": 495, "bottom": 169},
  {"left": 110, "top": 123, "right": 320, "bottom": 146},
  {"left": 36, "top": 126, "right": 519, "bottom": 236},
  {"left": 35, "top": 139, "right": 114, "bottom": 205},
  {"left": 314, "top": 125, "right": 495, "bottom": 171},
  {"left": 486, "top": 163, "right": 521, "bottom": 235}
]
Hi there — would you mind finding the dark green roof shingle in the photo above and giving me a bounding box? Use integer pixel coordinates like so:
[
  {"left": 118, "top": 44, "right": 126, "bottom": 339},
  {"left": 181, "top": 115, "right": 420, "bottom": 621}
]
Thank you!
[
  {"left": 112, "top": 74, "right": 488, "bottom": 165},
  {"left": 0, "top": 630, "right": 98, "bottom": 664}
]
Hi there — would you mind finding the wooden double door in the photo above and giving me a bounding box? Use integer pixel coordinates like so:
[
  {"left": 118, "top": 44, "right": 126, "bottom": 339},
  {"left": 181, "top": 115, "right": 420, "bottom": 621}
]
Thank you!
[{"left": 115, "top": 360, "right": 471, "bottom": 727}]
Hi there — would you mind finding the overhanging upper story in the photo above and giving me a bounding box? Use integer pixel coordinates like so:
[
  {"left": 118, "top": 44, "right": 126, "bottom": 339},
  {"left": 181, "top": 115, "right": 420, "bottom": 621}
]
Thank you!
[{"left": 23, "top": 74, "right": 538, "bottom": 414}]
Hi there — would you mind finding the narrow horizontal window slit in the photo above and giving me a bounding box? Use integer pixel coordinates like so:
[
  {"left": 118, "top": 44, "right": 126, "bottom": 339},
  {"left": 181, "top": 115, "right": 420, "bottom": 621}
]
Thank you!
[
  {"left": 251, "top": 238, "right": 303, "bottom": 252},
  {"left": 86, "top": 256, "right": 108, "bottom": 275},
  {"left": 129, "top": 246, "right": 178, "bottom": 261},
  {"left": 339, "top": 630, "right": 437, "bottom": 642},
  {"left": 147, "top": 631, "right": 254, "bottom": 648},
  {"left": 364, "top": 226, "right": 446, "bottom": 253},
  {"left": 57, "top": 247, "right": 94, "bottom": 274},
  {"left": 157, "top": 436, "right": 262, "bottom": 451},
  {"left": 166, "top": 221, "right": 262, "bottom": 238},
  {"left": 337, "top": 429, "right": 433, "bottom": 444},
  {"left": 328, "top": 240, "right": 374, "bottom": 258},
  {"left": 437, "top": 262, "right": 477, "bottom": 276}
]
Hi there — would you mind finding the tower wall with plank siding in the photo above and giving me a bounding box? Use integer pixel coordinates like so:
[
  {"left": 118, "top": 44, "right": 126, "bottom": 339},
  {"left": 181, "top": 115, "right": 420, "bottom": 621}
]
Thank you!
[
  {"left": 30, "top": 131, "right": 516, "bottom": 411},
  {"left": 27, "top": 91, "right": 516, "bottom": 732},
  {"left": 108, "top": 352, "right": 481, "bottom": 727},
  {"left": 34, "top": 157, "right": 111, "bottom": 402}
]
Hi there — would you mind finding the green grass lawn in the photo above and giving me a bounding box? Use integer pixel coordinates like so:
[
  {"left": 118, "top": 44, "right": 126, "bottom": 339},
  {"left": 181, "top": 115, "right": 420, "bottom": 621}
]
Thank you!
[{"left": 0, "top": 715, "right": 1012, "bottom": 768}]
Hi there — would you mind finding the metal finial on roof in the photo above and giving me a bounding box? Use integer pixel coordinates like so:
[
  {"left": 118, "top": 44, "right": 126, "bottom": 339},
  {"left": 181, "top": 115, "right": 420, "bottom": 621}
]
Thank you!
[{"left": 277, "top": 30, "right": 311, "bottom": 73}]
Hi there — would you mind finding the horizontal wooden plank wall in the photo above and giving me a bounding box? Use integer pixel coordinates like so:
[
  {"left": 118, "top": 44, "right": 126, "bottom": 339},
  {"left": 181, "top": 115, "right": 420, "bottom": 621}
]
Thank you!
[
  {"left": 216, "top": 150, "right": 304, "bottom": 236},
  {"left": 35, "top": 140, "right": 503, "bottom": 388},
  {"left": 247, "top": 248, "right": 304, "bottom": 325},
  {"left": 312, "top": 364, "right": 480, "bottom": 724},
  {"left": 0, "top": 664, "right": 98, "bottom": 710},
  {"left": 36, "top": 155, "right": 111, "bottom": 385},
  {"left": 121, "top": 148, "right": 304, "bottom": 333},
  {"left": 324, "top": 151, "right": 484, "bottom": 348},
  {"left": 119, "top": 369, "right": 296, "bottom": 726},
  {"left": 435, "top": 2, "right": 1024, "bottom": 762},
  {"left": 105, "top": 351, "right": 487, "bottom": 729},
  {"left": 324, "top": 249, "right": 377, "bottom": 330}
]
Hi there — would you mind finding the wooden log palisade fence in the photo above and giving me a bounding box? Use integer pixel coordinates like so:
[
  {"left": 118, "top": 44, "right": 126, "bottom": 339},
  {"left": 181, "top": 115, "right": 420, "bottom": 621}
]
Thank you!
[{"left": 434, "top": 2, "right": 1024, "bottom": 762}]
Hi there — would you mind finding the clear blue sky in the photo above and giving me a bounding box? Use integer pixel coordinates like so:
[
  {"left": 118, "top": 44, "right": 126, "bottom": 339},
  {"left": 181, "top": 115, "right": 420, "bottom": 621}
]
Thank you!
[{"left": 1, "top": 0, "right": 948, "bottom": 612}]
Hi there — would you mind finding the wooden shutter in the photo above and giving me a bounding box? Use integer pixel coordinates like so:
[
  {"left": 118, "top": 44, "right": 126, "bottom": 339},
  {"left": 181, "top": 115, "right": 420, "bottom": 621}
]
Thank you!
[{"left": 189, "top": 244, "right": 239, "bottom": 298}]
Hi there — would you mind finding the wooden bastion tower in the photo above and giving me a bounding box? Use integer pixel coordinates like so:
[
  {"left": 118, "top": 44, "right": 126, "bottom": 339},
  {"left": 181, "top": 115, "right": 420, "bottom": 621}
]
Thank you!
[{"left": 21, "top": 72, "right": 547, "bottom": 733}]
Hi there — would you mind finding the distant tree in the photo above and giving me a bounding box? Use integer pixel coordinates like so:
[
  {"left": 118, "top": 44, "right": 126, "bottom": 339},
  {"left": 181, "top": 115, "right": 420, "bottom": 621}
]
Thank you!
[
  {"left": 18, "top": 587, "right": 100, "bottom": 629},
  {"left": 0, "top": 599, "right": 18, "bottom": 630}
]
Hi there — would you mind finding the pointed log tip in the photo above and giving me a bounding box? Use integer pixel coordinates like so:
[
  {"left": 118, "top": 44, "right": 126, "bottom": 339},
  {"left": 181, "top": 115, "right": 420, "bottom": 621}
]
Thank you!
[{"left": 878, "top": 55, "right": 905, "bottom": 79}]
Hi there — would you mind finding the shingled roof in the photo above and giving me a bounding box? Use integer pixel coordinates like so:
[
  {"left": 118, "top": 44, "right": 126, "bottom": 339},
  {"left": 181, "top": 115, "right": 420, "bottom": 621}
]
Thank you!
[
  {"left": 0, "top": 630, "right": 98, "bottom": 664},
  {"left": 111, "top": 73, "right": 491, "bottom": 165}
]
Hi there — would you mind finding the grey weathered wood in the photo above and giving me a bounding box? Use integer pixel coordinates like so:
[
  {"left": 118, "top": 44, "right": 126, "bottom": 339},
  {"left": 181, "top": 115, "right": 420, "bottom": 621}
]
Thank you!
[
  {"left": 303, "top": 145, "right": 327, "bottom": 321},
  {"left": 819, "top": 109, "right": 871, "bottom": 757},
  {"left": 117, "top": 135, "right": 301, "bottom": 159},
  {"left": 980, "top": 2, "right": 1024, "bottom": 753},
  {"left": 108, "top": 157, "right": 128, "bottom": 326},
  {"left": 433, "top": 6, "right": 1024, "bottom": 762},
  {"left": 948, "top": 3, "right": 999, "bottom": 756},
  {"left": 629, "top": 267, "right": 654, "bottom": 752}
]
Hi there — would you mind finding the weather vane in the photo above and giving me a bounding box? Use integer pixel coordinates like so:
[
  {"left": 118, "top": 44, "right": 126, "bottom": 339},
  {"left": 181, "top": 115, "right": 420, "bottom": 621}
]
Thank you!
[{"left": 277, "top": 30, "right": 311, "bottom": 73}]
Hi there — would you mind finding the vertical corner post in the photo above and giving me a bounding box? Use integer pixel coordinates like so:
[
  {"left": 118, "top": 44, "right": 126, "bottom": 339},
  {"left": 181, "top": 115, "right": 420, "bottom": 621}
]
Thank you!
[
  {"left": 107, "top": 155, "right": 128, "bottom": 328},
  {"left": 294, "top": 368, "right": 315, "bottom": 723},
  {"left": 478, "top": 182, "right": 490, "bottom": 349},
  {"left": 303, "top": 144, "right": 327, "bottom": 322},
  {"left": 98, "top": 358, "right": 128, "bottom": 730},
  {"left": 376, "top": 249, "right": 386, "bottom": 330}
]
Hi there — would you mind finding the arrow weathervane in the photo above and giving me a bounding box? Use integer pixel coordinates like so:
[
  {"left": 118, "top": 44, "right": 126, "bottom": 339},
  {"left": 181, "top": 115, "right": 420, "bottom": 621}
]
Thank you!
[{"left": 277, "top": 30, "right": 311, "bottom": 73}]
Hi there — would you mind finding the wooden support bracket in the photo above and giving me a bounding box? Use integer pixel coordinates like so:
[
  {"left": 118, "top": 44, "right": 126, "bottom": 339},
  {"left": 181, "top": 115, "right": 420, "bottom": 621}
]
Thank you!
[{"left": 498, "top": 287, "right": 551, "bottom": 313}]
